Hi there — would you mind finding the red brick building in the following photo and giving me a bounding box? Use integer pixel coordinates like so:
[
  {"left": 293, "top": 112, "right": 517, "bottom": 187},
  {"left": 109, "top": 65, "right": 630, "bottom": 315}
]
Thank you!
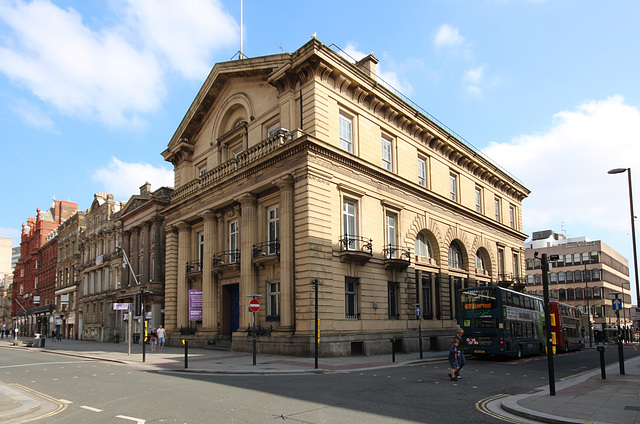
[{"left": 12, "top": 200, "right": 77, "bottom": 336}]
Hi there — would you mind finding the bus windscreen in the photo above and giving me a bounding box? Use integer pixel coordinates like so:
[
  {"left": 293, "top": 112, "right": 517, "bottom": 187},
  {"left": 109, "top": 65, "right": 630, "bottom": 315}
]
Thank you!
[{"left": 460, "top": 288, "right": 497, "bottom": 311}]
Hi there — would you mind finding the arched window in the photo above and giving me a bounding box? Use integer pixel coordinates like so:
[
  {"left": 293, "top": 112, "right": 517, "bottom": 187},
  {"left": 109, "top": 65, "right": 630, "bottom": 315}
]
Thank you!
[
  {"left": 573, "top": 253, "right": 581, "bottom": 264},
  {"left": 566, "top": 271, "right": 574, "bottom": 282},
  {"left": 550, "top": 272, "right": 557, "bottom": 283},
  {"left": 527, "top": 275, "right": 535, "bottom": 285},
  {"left": 575, "top": 270, "right": 583, "bottom": 282},
  {"left": 448, "top": 243, "right": 463, "bottom": 269},
  {"left": 592, "top": 269, "right": 601, "bottom": 281},
  {"left": 415, "top": 232, "right": 433, "bottom": 259},
  {"left": 526, "top": 258, "right": 534, "bottom": 269},
  {"left": 534, "top": 274, "right": 542, "bottom": 284},
  {"left": 558, "top": 272, "right": 565, "bottom": 282},
  {"left": 582, "top": 252, "right": 590, "bottom": 263},
  {"left": 475, "top": 251, "right": 485, "bottom": 270},
  {"left": 565, "top": 254, "right": 572, "bottom": 265},
  {"left": 559, "top": 289, "right": 566, "bottom": 300},
  {"left": 590, "top": 251, "right": 599, "bottom": 262}
]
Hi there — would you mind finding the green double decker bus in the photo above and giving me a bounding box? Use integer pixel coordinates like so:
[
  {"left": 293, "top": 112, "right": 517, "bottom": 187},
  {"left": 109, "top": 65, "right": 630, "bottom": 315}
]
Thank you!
[{"left": 458, "top": 286, "right": 546, "bottom": 358}]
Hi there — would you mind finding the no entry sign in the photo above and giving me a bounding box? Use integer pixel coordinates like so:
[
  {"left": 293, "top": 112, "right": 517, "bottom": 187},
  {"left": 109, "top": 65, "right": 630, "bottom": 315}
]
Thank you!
[{"left": 249, "top": 298, "right": 260, "bottom": 312}]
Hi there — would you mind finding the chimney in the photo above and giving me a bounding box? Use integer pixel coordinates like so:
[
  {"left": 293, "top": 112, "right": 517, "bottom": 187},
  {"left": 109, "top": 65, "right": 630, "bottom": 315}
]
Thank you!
[{"left": 356, "top": 53, "right": 378, "bottom": 80}]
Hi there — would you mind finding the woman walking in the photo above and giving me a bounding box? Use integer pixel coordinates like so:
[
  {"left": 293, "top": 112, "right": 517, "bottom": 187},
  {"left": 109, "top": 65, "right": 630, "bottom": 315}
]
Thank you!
[{"left": 448, "top": 338, "right": 461, "bottom": 381}]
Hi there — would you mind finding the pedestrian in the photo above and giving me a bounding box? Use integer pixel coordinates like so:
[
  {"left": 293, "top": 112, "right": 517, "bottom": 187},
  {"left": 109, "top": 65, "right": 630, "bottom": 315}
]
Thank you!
[
  {"left": 150, "top": 328, "right": 157, "bottom": 351},
  {"left": 448, "top": 338, "right": 461, "bottom": 381},
  {"left": 52, "top": 329, "right": 57, "bottom": 342},
  {"left": 156, "top": 325, "right": 166, "bottom": 351},
  {"left": 454, "top": 328, "right": 466, "bottom": 379}
]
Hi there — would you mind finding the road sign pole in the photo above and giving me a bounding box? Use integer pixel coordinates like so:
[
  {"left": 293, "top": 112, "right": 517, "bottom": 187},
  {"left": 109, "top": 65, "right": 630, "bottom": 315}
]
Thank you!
[{"left": 247, "top": 295, "right": 261, "bottom": 366}]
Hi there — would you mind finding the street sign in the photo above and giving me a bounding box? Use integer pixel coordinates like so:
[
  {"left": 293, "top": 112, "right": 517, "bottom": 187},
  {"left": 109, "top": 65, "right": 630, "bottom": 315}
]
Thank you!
[
  {"left": 249, "top": 298, "right": 260, "bottom": 312},
  {"left": 631, "top": 306, "right": 640, "bottom": 321},
  {"left": 612, "top": 299, "right": 623, "bottom": 311},
  {"left": 415, "top": 306, "right": 421, "bottom": 317}
]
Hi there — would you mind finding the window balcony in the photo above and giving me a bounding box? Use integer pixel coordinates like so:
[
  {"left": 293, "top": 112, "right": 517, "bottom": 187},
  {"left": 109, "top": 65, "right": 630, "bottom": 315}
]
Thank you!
[
  {"left": 339, "top": 235, "right": 373, "bottom": 264},
  {"left": 383, "top": 245, "right": 411, "bottom": 270},
  {"left": 186, "top": 260, "right": 203, "bottom": 275},
  {"left": 252, "top": 240, "right": 280, "bottom": 267},
  {"left": 213, "top": 250, "right": 240, "bottom": 270}
]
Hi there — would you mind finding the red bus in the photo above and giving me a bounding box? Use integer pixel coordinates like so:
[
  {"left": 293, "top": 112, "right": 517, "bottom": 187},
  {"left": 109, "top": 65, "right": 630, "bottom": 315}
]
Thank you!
[{"left": 549, "top": 301, "right": 584, "bottom": 353}]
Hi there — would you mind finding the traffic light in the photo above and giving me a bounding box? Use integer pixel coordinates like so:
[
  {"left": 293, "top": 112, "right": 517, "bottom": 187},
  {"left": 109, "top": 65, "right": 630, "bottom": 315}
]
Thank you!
[{"left": 134, "top": 293, "right": 142, "bottom": 317}]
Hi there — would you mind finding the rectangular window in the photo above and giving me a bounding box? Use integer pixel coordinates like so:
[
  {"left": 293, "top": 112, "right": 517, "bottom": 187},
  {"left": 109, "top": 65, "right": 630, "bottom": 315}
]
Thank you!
[
  {"left": 229, "top": 221, "right": 239, "bottom": 263},
  {"left": 343, "top": 199, "right": 357, "bottom": 250},
  {"left": 268, "top": 282, "right": 280, "bottom": 317},
  {"left": 198, "top": 231, "right": 205, "bottom": 264},
  {"left": 34, "top": 277, "right": 38, "bottom": 289},
  {"left": 381, "top": 136, "right": 393, "bottom": 171},
  {"left": 339, "top": 113, "right": 353, "bottom": 153},
  {"left": 498, "top": 249, "right": 505, "bottom": 278},
  {"left": 509, "top": 205, "right": 515, "bottom": 229},
  {"left": 512, "top": 253, "right": 519, "bottom": 279},
  {"left": 267, "top": 122, "right": 281, "bottom": 137},
  {"left": 267, "top": 206, "right": 279, "bottom": 255},
  {"left": 421, "top": 273, "right": 433, "bottom": 319},
  {"left": 198, "top": 166, "right": 207, "bottom": 176},
  {"left": 385, "top": 212, "right": 397, "bottom": 258},
  {"left": 494, "top": 197, "right": 501, "bottom": 222},
  {"left": 345, "top": 277, "right": 359, "bottom": 318},
  {"left": 418, "top": 157, "right": 427, "bottom": 187},
  {"left": 450, "top": 173, "right": 458, "bottom": 202},
  {"left": 475, "top": 187, "right": 483, "bottom": 213},
  {"left": 388, "top": 282, "right": 399, "bottom": 319}
]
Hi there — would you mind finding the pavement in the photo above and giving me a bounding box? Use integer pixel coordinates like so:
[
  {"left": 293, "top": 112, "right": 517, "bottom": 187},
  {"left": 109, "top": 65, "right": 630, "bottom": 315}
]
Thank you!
[{"left": 0, "top": 337, "right": 638, "bottom": 423}]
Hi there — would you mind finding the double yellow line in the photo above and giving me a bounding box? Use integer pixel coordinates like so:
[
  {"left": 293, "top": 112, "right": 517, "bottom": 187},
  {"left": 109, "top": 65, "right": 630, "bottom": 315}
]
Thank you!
[
  {"left": 475, "top": 394, "right": 529, "bottom": 424},
  {"left": 8, "top": 383, "right": 67, "bottom": 423}
]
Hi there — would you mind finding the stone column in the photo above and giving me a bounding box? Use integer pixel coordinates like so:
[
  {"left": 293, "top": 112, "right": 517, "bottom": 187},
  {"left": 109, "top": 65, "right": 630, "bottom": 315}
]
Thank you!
[
  {"left": 277, "top": 175, "right": 295, "bottom": 330},
  {"left": 153, "top": 216, "right": 164, "bottom": 282},
  {"left": 122, "top": 231, "right": 130, "bottom": 287},
  {"left": 131, "top": 227, "right": 140, "bottom": 284},
  {"left": 142, "top": 222, "right": 151, "bottom": 283},
  {"left": 164, "top": 227, "right": 178, "bottom": 332},
  {"left": 200, "top": 210, "right": 217, "bottom": 331},
  {"left": 176, "top": 222, "right": 191, "bottom": 329},
  {"left": 238, "top": 193, "right": 257, "bottom": 329}
]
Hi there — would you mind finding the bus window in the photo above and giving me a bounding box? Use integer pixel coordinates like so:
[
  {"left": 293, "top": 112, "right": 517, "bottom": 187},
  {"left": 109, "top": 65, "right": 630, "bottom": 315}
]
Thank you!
[
  {"left": 513, "top": 294, "right": 521, "bottom": 307},
  {"left": 523, "top": 297, "right": 531, "bottom": 309},
  {"left": 461, "top": 288, "right": 497, "bottom": 310},
  {"left": 475, "top": 318, "right": 497, "bottom": 328}
]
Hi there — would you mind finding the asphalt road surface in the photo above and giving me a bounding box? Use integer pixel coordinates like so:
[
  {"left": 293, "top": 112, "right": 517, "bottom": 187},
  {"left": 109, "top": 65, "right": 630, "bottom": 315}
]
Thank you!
[{"left": 1, "top": 345, "right": 638, "bottom": 423}]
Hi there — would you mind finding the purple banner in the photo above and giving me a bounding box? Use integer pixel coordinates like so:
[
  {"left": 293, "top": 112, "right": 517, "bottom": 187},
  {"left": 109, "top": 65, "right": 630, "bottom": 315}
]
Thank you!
[{"left": 189, "top": 289, "right": 203, "bottom": 321}]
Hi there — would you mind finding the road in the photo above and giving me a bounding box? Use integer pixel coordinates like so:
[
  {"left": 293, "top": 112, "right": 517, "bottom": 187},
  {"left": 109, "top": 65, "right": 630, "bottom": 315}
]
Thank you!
[{"left": 1, "top": 345, "right": 638, "bottom": 423}]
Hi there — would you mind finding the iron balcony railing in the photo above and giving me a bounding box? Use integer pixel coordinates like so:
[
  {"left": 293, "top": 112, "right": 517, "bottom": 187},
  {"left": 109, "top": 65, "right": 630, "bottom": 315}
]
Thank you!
[
  {"left": 339, "top": 235, "right": 373, "bottom": 255},
  {"left": 383, "top": 245, "right": 411, "bottom": 260},
  {"left": 186, "top": 260, "right": 203, "bottom": 273},
  {"left": 213, "top": 250, "right": 241, "bottom": 268},
  {"left": 252, "top": 240, "right": 280, "bottom": 258}
]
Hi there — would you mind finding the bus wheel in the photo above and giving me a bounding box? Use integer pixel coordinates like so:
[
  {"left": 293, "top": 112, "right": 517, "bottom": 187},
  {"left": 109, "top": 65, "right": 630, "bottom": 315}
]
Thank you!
[{"left": 517, "top": 345, "right": 523, "bottom": 359}]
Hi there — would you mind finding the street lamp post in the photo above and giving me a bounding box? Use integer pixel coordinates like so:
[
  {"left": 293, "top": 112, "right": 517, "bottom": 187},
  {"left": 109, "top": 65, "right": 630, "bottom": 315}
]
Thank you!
[{"left": 608, "top": 168, "right": 640, "bottom": 308}]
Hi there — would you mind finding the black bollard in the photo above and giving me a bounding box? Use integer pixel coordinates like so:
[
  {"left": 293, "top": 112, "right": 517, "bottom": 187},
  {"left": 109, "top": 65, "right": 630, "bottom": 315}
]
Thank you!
[
  {"left": 391, "top": 338, "right": 396, "bottom": 362},
  {"left": 184, "top": 339, "right": 189, "bottom": 369},
  {"left": 597, "top": 345, "right": 606, "bottom": 379},
  {"left": 617, "top": 339, "right": 625, "bottom": 375}
]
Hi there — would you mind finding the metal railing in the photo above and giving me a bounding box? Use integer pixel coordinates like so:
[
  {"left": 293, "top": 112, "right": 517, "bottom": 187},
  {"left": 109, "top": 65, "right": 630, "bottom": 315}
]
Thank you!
[
  {"left": 339, "top": 235, "right": 373, "bottom": 255},
  {"left": 252, "top": 240, "right": 280, "bottom": 258},
  {"left": 213, "top": 250, "right": 241, "bottom": 268}
]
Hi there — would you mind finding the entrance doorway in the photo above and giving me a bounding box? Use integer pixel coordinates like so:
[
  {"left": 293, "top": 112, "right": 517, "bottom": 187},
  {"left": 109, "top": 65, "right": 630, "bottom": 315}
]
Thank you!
[{"left": 222, "top": 283, "right": 240, "bottom": 337}]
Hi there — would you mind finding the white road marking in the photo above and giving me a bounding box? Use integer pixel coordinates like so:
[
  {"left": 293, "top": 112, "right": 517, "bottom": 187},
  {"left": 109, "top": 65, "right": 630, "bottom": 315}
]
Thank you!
[
  {"left": 116, "top": 415, "right": 146, "bottom": 423},
  {"left": 59, "top": 399, "right": 73, "bottom": 404},
  {"left": 81, "top": 405, "right": 103, "bottom": 412}
]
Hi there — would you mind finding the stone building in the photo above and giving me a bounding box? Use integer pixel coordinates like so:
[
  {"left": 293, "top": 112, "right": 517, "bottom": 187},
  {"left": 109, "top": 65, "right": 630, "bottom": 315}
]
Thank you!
[
  {"left": 77, "top": 192, "right": 125, "bottom": 341},
  {"left": 12, "top": 200, "right": 77, "bottom": 336},
  {"left": 55, "top": 211, "right": 85, "bottom": 339},
  {"left": 114, "top": 183, "right": 172, "bottom": 341},
  {"left": 161, "top": 39, "right": 529, "bottom": 355},
  {"left": 525, "top": 230, "right": 634, "bottom": 343}
]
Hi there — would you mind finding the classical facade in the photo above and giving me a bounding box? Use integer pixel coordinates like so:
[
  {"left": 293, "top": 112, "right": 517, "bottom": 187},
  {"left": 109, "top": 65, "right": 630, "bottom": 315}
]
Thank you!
[
  {"left": 524, "top": 230, "right": 634, "bottom": 343},
  {"left": 77, "top": 193, "right": 125, "bottom": 342},
  {"left": 12, "top": 200, "right": 77, "bottom": 336},
  {"left": 161, "top": 39, "right": 530, "bottom": 355},
  {"left": 55, "top": 211, "right": 85, "bottom": 339},
  {"left": 0, "top": 237, "right": 12, "bottom": 333},
  {"left": 115, "top": 183, "right": 172, "bottom": 340}
]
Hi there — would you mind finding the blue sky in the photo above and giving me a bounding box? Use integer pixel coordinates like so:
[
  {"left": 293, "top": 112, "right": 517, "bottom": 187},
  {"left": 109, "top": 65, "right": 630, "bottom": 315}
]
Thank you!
[{"left": 2, "top": 0, "right": 640, "bottom": 304}]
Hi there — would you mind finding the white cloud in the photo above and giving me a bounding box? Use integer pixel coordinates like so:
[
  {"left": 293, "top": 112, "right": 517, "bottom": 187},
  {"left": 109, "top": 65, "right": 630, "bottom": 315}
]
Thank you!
[
  {"left": 434, "top": 24, "right": 466, "bottom": 50},
  {"left": 12, "top": 100, "right": 57, "bottom": 133},
  {"left": 92, "top": 157, "right": 174, "bottom": 199},
  {"left": 342, "top": 43, "right": 413, "bottom": 95},
  {"left": 119, "top": 0, "right": 238, "bottom": 80},
  {"left": 0, "top": 0, "right": 238, "bottom": 128},
  {"left": 482, "top": 96, "right": 640, "bottom": 236}
]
